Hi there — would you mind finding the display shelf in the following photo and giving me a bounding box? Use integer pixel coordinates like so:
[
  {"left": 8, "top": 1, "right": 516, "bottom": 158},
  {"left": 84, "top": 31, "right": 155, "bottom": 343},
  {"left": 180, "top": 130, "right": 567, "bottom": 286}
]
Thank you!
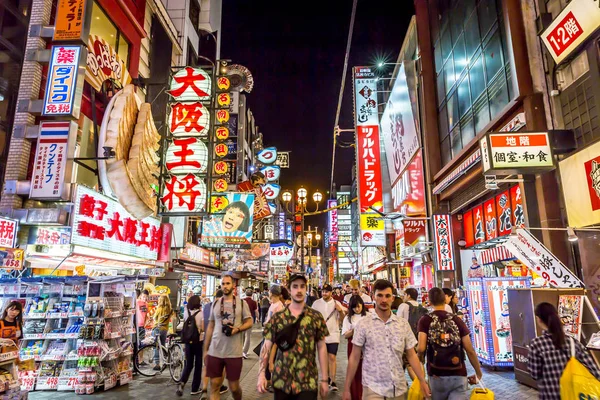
[{"left": 0, "top": 351, "right": 18, "bottom": 363}]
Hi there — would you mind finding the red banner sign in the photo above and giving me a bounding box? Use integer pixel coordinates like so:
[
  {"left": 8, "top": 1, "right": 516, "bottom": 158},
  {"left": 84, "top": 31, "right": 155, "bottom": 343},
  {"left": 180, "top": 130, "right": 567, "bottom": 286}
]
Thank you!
[
  {"left": 392, "top": 150, "right": 426, "bottom": 215},
  {"left": 356, "top": 125, "right": 383, "bottom": 212},
  {"left": 483, "top": 198, "right": 497, "bottom": 241}
]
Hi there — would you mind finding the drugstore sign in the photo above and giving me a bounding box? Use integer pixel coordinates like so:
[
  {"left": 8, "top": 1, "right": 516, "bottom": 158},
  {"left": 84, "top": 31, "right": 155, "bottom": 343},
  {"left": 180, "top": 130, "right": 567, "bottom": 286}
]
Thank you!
[
  {"left": 71, "top": 185, "right": 162, "bottom": 260},
  {"left": 540, "top": 0, "right": 600, "bottom": 64}
]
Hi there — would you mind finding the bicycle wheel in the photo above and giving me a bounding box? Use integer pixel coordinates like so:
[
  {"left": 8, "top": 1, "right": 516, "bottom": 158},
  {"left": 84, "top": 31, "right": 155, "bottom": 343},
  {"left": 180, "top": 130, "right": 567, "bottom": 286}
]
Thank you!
[
  {"left": 168, "top": 343, "right": 184, "bottom": 382},
  {"left": 134, "top": 344, "right": 159, "bottom": 377}
]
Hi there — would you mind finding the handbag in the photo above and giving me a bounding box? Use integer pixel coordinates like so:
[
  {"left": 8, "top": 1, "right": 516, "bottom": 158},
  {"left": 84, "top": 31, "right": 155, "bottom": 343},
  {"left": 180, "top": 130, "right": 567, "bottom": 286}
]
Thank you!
[
  {"left": 470, "top": 379, "right": 494, "bottom": 399},
  {"left": 560, "top": 337, "right": 600, "bottom": 400},
  {"left": 407, "top": 377, "right": 424, "bottom": 400},
  {"left": 273, "top": 311, "right": 305, "bottom": 351}
]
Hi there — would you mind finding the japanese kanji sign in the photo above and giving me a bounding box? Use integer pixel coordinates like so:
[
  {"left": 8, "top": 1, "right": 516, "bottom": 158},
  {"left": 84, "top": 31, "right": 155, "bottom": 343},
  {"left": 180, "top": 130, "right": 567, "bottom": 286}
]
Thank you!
[
  {"left": 85, "top": 35, "right": 131, "bottom": 92},
  {"left": 201, "top": 192, "right": 255, "bottom": 248},
  {"left": 391, "top": 150, "right": 426, "bottom": 215},
  {"left": 165, "top": 137, "right": 208, "bottom": 173},
  {"left": 359, "top": 213, "right": 385, "bottom": 247},
  {"left": 380, "top": 63, "right": 420, "bottom": 185},
  {"left": 480, "top": 132, "right": 554, "bottom": 175},
  {"left": 540, "top": 0, "right": 600, "bottom": 64},
  {"left": 168, "top": 67, "right": 211, "bottom": 101},
  {"left": 0, "top": 217, "right": 18, "bottom": 248},
  {"left": 328, "top": 199, "right": 338, "bottom": 243},
  {"left": 43, "top": 45, "right": 85, "bottom": 117},
  {"left": 275, "top": 152, "right": 290, "bottom": 168},
  {"left": 54, "top": 0, "right": 87, "bottom": 41},
  {"left": 504, "top": 228, "right": 583, "bottom": 288},
  {"left": 30, "top": 121, "right": 76, "bottom": 200},
  {"left": 260, "top": 165, "right": 281, "bottom": 182},
  {"left": 71, "top": 185, "right": 162, "bottom": 260},
  {"left": 168, "top": 102, "right": 210, "bottom": 137},
  {"left": 160, "top": 174, "right": 208, "bottom": 213},
  {"left": 433, "top": 214, "right": 455, "bottom": 271},
  {"left": 27, "top": 227, "right": 71, "bottom": 245}
]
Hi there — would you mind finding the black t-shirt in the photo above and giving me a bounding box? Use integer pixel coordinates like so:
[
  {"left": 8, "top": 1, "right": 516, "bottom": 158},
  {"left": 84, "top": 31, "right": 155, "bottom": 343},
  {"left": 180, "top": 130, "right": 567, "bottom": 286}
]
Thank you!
[{"left": 418, "top": 310, "right": 470, "bottom": 377}]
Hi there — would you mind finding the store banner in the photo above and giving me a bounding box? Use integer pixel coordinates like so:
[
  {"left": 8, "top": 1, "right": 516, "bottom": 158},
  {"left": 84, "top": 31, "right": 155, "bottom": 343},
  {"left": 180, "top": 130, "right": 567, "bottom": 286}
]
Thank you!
[
  {"left": 404, "top": 220, "right": 427, "bottom": 247},
  {"left": 390, "top": 150, "right": 426, "bottom": 215},
  {"left": 504, "top": 228, "right": 584, "bottom": 288},
  {"left": 480, "top": 132, "right": 554, "bottom": 175},
  {"left": 71, "top": 185, "right": 162, "bottom": 260},
  {"left": 157, "top": 223, "right": 172, "bottom": 263},
  {"left": 220, "top": 242, "right": 270, "bottom": 272},
  {"left": 433, "top": 214, "right": 455, "bottom": 271},
  {"left": 472, "top": 205, "right": 485, "bottom": 245},
  {"left": 43, "top": 45, "right": 85, "bottom": 117},
  {"left": 0, "top": 248, "right": 23, "bottom": 270},
  {"left": 85, "top": 35, "right": 132, "bottom": 92},
  {"left": 463, "top": 210, "right": 475, "bottom": 248},
  {"left": 394, "top": 227, "right": 404, "bottom": 259},
  {"left": 559, "top": 140, "right": 600, "bottom": 227},
  {"left": 483, "top": 198, "right": 498, "bottom": 241},
  {"left": 359, "top": 213, "right": 385, "bottom": 247},
  {"left": 379, "top": 64, "right": 420, "bottom": 186},
  {"left": 275, "top": 152, "right": 290, "bottom": 168},
  {"left": 510, "top": 185, "right": 526, "bottom": 228},
  {"left": 30, "top": 121, "right": 76, "bottom": 200},
  {"left": 496, "top": 190, "right": 512, "bottom": 236},
  {"left": 328, "top": 200, "right": 338, "bottom": 243},
  {"left": 540, "top": 0, "right": 600, "bottom": 64},
  {"left": 179, "top": 242, "right": 215, "bottom": 267},
  {"left": 53, "top": 0, "right": 88, "bottom": 41},
  {"left": 28, "top": 227, "right": 71, "bottom": 245},
  {"left": 0, "top": 217, "right": 18, "bottom": 249},
  {"left": 270, "top": 240, "right": 294, "bottom": 263},
  {"left": 201, "top": 192, "right": 255, "bottom": 248}
]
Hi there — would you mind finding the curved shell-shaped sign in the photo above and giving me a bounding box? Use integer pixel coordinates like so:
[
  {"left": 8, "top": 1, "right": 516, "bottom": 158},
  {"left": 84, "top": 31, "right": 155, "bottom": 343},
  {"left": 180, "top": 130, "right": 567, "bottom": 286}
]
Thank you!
[
  {"left": 165, "top": 137, "right": 208, "bottom": 174},
  {"left": 260, "top": 165, "right": 281, "bottom": 182},
  {"left": 167, "top": 67, "right": 211, "bottom": 101},
  {"left": 257, "top": 147, "right": 277, "bottom": 164},
  {"left": 268, "top": 202, "right": 277, "bottom": 215},
  {"left": 262, "top": 183, "right": 281, "bottom": 200}
]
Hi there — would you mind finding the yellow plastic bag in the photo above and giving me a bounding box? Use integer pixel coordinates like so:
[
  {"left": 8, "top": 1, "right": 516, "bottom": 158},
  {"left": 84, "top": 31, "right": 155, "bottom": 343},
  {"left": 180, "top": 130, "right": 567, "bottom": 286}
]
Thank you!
[
  {"left": 470, "top": 380, "right": 494, "bottom": 399},
  {"left": 560, "top": 337, "right": 600, "bottom": 400},
  {"left": 408, "top": 377, "right": 424, "bottom": 400}
]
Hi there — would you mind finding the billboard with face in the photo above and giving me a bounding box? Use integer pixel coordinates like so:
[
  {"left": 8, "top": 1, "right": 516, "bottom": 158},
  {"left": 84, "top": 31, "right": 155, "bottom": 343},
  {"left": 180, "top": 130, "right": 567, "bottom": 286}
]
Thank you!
[{"left": 201, "top": 192, "right": 255, "bottom": 248}]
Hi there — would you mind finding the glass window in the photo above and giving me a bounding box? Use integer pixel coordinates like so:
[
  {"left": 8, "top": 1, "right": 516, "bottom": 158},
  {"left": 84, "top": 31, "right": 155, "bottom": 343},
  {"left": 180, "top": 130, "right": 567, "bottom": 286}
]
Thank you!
[
  {"left": 434, "top": 41, "right": 443, "bottom": 74},
  {"left": 484, "top": 30, "right": 504, "bottom": 83},
  {"left": 464, "top": 12, "right": 480, "bottom": 61},
  {"left": 469, "top": 54, "right": 486, "bottom": 101},
  {"left": 461, "top": 114, "right": 475, "bottom": 145},
  {"left": 451, "top": 126, "right": 462, "bottom": 158},
  {"left": 444, "top": 57, "right": 455, "bottom": 94},
  {"left": 447, "top": 91, "right": 459, "bottom": 129},
  {"left": 474, "top": 95, "right": 490, "bottom": 133},
  {"left": 441, "top": 136, "right": 452, "bottom": 165},
  {"left": 457, "top": 75, "right": 471, "bottom": 117},
  {"left": 451, "top": 6, "right": 463, "bottom": 45},
  {"left": 463, "top": 0, "right": 477, "bottom": 18},
  {"left": 478, "top": 0, "right": 498, "bottom": 39},
  {"left": 439, "top": 104, "right": 449, "bottom": 141},
  {"left": 453, "top": 34, "right": 467, "bottom": 77},
  {"left": 76, "top": 116, "right": 99, "bottom": 189},
  {"left": 437, "top": 72, "right": 446, "bottom": 106},
  {"left": 90, "top": 2, "right": 117, "bottom": 50},
  {"left": 488, "top": 74, "right": 509, "bottom": 120},
  {"left": 441, "top": 27, "right": 453, "bottom": 61},
  {"left": 117, "top": 35, "right": 130, "bottom": 68}
]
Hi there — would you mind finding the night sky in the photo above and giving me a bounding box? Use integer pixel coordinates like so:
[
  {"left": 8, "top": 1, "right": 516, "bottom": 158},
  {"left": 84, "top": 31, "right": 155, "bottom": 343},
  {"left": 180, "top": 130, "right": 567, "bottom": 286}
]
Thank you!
[{"left": 221, "top": 1, "right": 414, "bottom": 228}]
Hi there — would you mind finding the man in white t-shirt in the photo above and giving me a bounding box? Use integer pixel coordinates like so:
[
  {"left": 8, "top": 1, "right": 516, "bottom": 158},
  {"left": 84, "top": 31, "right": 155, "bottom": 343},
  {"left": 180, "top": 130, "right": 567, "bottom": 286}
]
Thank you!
[
  {"left": 312, "top": 284, "right": 345, "bottom": 392},
  {"left": 343, "top": 279, "right": 373, "bottom": 311}
]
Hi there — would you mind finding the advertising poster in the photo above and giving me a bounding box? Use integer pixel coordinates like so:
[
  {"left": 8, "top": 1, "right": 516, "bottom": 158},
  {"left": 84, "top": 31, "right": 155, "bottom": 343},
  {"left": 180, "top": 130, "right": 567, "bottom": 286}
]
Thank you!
[
  {"left": 510, "top": 185, "right": 526, "bottom": 228},
  {"left": 496, "top": 190, "right": 512, "bottom": 236},
  {"left": 270, "top": 240, "right": 294, "bottom": 264},
  {"left": 472, "top": 205, "right": 485, "bottom": 244},
  {"left": 220, "top": 241, "right": 270, "bottom": 273},
  {"left": 485, "top": 279, "right": 528, "bottom": 363},
  {"left": 484, "top": 198, "right": 498, "bottom": 241},
  {"left": 558, "top": 295, "right": 584, "bottom": 340},
  {"left": 201, "top": 192, "right": 255, "bottom": 248},
  {"left": 468, "top": 280, "right": 489, "bottom": 361}
]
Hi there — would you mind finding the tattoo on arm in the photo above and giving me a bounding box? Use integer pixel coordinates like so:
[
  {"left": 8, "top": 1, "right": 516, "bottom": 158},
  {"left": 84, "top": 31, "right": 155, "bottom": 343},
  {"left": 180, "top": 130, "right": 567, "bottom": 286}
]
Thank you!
[{"left": 259, "top": 340, "right": 273, "bottom": 375}]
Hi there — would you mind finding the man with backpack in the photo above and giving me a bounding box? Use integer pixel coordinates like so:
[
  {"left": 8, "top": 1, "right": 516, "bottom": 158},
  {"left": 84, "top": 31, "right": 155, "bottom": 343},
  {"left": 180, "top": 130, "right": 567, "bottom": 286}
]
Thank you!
[
  {"left": 259, "top": 291, "right": 270, "bottom": 326},
  {"left": 397, "top": 287, "right": 428, "bottom": 380},
  {"left": 417, "top": 287, "right": 483, "bottom": 399}
]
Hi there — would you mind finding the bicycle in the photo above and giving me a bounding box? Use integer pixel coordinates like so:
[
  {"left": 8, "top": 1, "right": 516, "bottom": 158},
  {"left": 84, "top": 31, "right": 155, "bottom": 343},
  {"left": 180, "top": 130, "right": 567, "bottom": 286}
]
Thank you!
[{"left": 134, "top": 332, "right": 184, "bottom": 382}]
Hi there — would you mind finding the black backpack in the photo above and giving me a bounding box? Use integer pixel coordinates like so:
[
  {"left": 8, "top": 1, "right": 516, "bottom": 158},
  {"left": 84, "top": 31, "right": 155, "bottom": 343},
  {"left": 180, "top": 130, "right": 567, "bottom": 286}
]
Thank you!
[
  {"left": 407, "top": 302, "right": 429, "bottom": 337},
  {"left": 427, "top": 313, "right": 464, "bottom": 371},
  {"left": 181, "top": 310, "right": 200, "bottom": 344}
]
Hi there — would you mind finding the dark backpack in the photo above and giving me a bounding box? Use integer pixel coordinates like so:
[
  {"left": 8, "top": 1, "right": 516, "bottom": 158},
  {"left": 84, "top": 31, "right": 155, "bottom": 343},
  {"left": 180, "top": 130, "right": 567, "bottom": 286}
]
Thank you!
[
  {"left": 427, "top": 313, "right": 464, "bottom": 371},
  {"left": 407, "top": 302, "right": 429, "bottom": 337},
  {"left": 260, "top": 296, "right": 270, "bottom": 308},
  {"left": 181, "top": 310, "right": 200, "bottom": 344}
]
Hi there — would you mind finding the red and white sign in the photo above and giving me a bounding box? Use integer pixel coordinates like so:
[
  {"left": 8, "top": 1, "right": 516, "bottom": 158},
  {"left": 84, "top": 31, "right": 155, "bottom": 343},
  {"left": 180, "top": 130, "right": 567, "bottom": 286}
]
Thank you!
[
  {"left": 31, "top": 121, "right": 74, "bottom": 199},
  {"left": 168, "top": 102, "right": 210, "bottom": 137},
  {"left": 403, "top": 220, "right": 426, "bottom": 247},
  {"left": 586, "top": 155, "right": 600, "bottom": 211},
  {"left": 43, "top": 45, "right": 83, "bottom": 116},
  {"left": 380, "top": 63, "right": 420, "bottom": 184},
  {"left": 483, "top": 198, "right": 498, "bottom": 241},
  {"left": 433, "top": 214, "right": 455, "bottom": 271},
  {"left": 541, "top": 0, "right": 600, "bottom": 64},
  {"left": 260, "top": 165, "right": 281, "bottom": 182},
  {"left": 496, "top": 190, "right": 512, "bottom": 236},
  {"left": 504, "top": 228, "right": 583, "bottom": 288},
  {"left": 180, "top": 242, "right": 213, "bottom": 266},
  {"left": 165, "top": 137, "right": 208, "bottom": 173},
  {"left": 483, "top": 132, "right": 553, "bottom": 172},
  {"left": 168, "top": 67, "right": 211, "bottom": 101},
  {"left": 328, "top": 200, "right": 338, "bottom": 243},
  {"left": 0, "top": 217, "right": 18, "bottom": 248},
  {"left": 356, "top": 125, "right": 383, "bottom": 212},
  {"left": 72, "top": 185, "right": 162, "bottom": 260},
  {"left": 85, "top": 35, "right": 131, "bottom": 92},
  {"left": 391, "top": 150, "right": 426, "bottom": 215},
  {"left": 160, "top": 174, "right": 208, "bottom": 213},
  {"left": 510, "top": 185, "right": 526, "bottom": 228},
  {"left": 262, "top": 183, "right": 280, "bottom": 200}
]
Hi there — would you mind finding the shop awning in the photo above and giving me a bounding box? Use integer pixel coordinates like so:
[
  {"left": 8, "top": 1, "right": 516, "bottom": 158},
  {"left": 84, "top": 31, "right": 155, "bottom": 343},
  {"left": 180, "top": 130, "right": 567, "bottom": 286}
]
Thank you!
[
  {"left": 364, "top": 257, "right": 387, "bottom": 274},
  {"left": 480, "top": 245, "right": 515, "bottom": 265},
  {"left": 173, "top": 259, "right": 223, "bottom": 277}
]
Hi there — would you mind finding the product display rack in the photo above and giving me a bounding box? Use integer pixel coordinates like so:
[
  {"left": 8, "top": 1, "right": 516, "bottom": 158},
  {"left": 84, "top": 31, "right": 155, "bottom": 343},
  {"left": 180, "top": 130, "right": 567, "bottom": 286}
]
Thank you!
[{"left": 0, "top": 339, "right": 26, "bottom": 399}]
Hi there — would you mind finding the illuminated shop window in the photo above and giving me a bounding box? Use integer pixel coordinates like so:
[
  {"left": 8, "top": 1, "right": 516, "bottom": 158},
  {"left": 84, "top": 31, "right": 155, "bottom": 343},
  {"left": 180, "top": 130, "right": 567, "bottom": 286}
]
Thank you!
[
  {"left": 433, "top": 0, "right": 515, "bottom": 165},
  {"left": 89, "top": 1, "right": 130, "bottom": 68}
]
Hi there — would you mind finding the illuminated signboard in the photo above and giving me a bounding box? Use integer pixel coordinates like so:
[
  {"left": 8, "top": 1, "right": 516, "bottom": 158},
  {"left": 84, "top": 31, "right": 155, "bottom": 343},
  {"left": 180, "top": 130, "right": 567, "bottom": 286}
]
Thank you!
[
  {"left": 43, "top": 45, "right": 84, "bottom": 117},
  {"left": 480, "top": 132, "right": 554, "bottom": 175},
  {"left": 53, "top": 0, "right": 87, "bottom": 41},
  {"left": 433, "top": 214, "right": 454, "bottom": 271}
]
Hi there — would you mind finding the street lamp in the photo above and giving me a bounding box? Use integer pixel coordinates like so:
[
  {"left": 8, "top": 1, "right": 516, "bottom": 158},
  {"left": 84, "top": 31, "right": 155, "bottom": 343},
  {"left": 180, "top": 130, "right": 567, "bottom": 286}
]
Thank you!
[{"left": 280, "top": 187, "right": 323, "bottom": 271}]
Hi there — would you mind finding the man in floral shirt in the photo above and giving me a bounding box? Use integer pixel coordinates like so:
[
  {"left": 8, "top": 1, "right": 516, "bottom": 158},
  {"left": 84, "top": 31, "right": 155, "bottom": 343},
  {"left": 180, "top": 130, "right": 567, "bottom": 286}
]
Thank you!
[{"left": 257, "top": 274, "right": 330, "bottom": 399}]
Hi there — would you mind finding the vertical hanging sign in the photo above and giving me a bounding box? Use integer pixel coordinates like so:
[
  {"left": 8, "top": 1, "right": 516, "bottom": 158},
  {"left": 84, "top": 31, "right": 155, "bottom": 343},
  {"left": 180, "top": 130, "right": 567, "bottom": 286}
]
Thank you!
[
  {"left": 353, "top": 66, "right": 384, "bottom": 247},
  {"left": 53, "top": 0, "right": 88, "bottom": 41},
  {"left": 433, "top": 214, "right": 455, "bottom": 271},
  {"left": 42, "top": 45, "right": 86, "bottom": 118}
]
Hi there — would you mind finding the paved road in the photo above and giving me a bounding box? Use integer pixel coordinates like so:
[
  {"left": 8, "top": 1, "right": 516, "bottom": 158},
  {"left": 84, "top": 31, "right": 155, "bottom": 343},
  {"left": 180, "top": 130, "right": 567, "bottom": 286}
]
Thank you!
[{"left": 30, "top": 325, "right": 539, "bottom": 399}]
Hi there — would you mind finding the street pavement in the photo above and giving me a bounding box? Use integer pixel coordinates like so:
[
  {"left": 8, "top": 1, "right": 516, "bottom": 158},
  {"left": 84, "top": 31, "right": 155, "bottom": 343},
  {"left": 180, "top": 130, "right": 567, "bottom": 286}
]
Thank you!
[{"left": 31, "top": 325, "right": 540, "bottom": 399}]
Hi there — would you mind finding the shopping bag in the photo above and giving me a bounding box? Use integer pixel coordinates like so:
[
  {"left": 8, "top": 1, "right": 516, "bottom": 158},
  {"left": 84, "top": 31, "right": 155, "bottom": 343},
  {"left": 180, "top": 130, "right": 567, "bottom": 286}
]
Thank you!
[
  {"left": 560, "top": 337, "right": 600, "bottom": 400},
  {"left": 470, "top": 380, "right": 494, "bottom": 400},
  {"left": 407, "top": 377, "right": 424, "bottom": 400}
]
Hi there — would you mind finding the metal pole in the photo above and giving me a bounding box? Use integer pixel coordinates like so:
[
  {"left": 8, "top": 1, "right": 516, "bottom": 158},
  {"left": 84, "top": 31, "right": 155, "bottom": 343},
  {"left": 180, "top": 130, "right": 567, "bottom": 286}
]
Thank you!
[{"left": 301, "top": 204, "right": 305, "bottom": 271}]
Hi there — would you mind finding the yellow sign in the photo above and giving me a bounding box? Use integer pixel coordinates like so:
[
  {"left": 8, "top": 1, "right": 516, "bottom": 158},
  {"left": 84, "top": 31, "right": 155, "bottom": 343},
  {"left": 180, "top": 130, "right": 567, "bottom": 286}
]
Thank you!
[
  {"left": 213, "top": 179, "right": 228, "bottom": 192},
  {"left": 217, "top": 93, "right": 231, "bottom": 107},
  {"left": 54, "top": 0, "right": 87, "bottom": 41},
  {"left": 214, "top": 143, "right": 228, "bottom": 158},
  {"left": 217, "top": 76, "right": 231, "bottom": 90},
  {"left": 400, "top": 266, "right": 411, "bottom": 278},
  {"left": 359, "top": 213, "right": 385, "bottom": 246},
  {"left": 215, "top": 126, "right": 229, "bottom": 140},
  {"left": 214, "top": 161, "right": 228, "bottom": 175},
  {"left": 210, "top": 195, "right": 229, "bottom": 213},
  {"left": 216, "top": 109, "right": 230, "bottom": 123}
]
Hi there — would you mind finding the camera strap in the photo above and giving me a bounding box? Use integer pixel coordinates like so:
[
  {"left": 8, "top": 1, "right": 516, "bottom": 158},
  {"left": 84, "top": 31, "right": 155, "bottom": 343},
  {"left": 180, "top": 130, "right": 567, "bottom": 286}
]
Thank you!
[{"left": 220, "top": 296, "right": 236, "bottom": 325}]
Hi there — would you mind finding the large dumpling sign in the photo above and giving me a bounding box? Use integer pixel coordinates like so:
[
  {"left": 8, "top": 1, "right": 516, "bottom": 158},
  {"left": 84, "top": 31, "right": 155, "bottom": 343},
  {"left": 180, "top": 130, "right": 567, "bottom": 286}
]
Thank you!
[{"left": 85, "top": 35, "right": 132, "bottom": 92}]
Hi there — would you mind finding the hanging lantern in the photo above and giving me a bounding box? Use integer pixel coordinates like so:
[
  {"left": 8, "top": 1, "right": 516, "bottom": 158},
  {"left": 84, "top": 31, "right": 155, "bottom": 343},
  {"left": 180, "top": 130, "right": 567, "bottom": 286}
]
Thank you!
[
  {"left": 167, "top": 67, "right": 211, "bottom": 101},
  {"left": 213, "top": 178, "right": 228, "bottom": 192},
  {"left": 215, "top": 126, "right": 230, "bottom": 140},
  {"left": 214, "top": 142, "right": 229, "bottom": 158},
  {"left": 214, "top": 161, "right": 229, "bottom": 175}
]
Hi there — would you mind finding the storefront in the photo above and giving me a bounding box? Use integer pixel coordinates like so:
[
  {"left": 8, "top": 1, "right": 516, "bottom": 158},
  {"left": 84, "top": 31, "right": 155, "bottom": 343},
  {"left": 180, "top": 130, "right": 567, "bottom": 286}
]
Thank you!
[{"left": 173, "top": 242, "right": 221, "bottom": 305}]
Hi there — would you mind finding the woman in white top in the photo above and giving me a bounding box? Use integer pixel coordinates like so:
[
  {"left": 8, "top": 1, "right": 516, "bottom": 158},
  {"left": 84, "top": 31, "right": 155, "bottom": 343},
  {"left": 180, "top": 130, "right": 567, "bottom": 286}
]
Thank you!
[{"left": 341, "top": 295, "right": 367, "bottom": 400}]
